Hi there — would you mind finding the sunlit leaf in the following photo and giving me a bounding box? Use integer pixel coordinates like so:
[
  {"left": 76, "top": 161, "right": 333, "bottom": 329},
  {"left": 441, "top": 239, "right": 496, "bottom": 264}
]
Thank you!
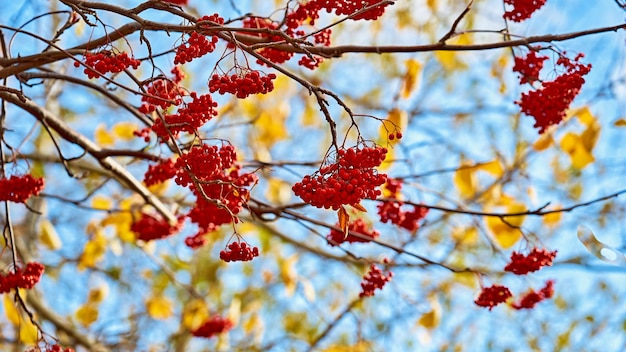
[
  {"left": 485, "top": 203, "right": 526, "bottom": 248},
  {"left": 78, "top": 229, "right": 107, "bottom": 271},
  {"left": 577, "top": 225, "right": 626, "bottom": 264},
  {"left": 533, "top": 132, "right": 553, "bottom": 151},
  {"left": 454, "top": 161, "right": 477, "bottom": 198},
  {"left": 39, "top": 219, "right": 62, "bottom": 250},
  {"left": 75, "top": 303, "right": 99, "bottom": 327},
  {"left": 112, "top": 122, "right": 138, "bottom": 141},
  {"left": 478, "top": 160, "right": 503, "bottom": 177},
  {"left": 95, "top": 123, "right": 114, "bottom": 146},
  {"left": 182, "top": 299, "right": 209, "bottom": 330},
  {"left": 3, "top": 294, "right": 20, "bottom": 326},
  {"left": 266, "top": 178, "right": 291, "bottom": 204},
  {"left": 418, "top": 299, "right": 441, "bottom": 329},
  {"left": 337, "top": 206, "right": 349, "bottom": 237},
  {"left": 146, "top": 296, "right": 174, "bottom": 320},
  {"left": 559, "top": 132, "right": 594, "bottom": 169},
  {"left": 87, "top": 284, "right": 108, "bottom": 304},
  {"left": 401, "top": 59, "right": 423, "bottom": 98},
  {"left": 452, "top": 227, "right": 478, "bottom": 245},
  {"left": 91, "top": 195, "right": 112, "bottom": 210},
  {"left": 19, "top": 314, "right": 39, "bottom": 345},
  {"left": 613, "top": 118, "right": 626, "bottom": 126},
  {"left": 280, "top": 255, "right": 299, "bottom": 297}
]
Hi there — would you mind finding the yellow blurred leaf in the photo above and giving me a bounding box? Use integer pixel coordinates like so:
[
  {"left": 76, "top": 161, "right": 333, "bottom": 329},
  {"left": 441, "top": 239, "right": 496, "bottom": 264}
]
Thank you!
[
  {"left": 112, "top": 122, "right": 138, "bottom": 141},
  {"left": 280, "top": 255, "right": 299, "bottom": 297},
  {"left": 401, "top": 59, "right": 423, "bottom": 98},
  {"left": 39, "top": 219, "right": 62, "bottom": 250},
  {"left": 533, "top": 133, "right": 554, "bottom": 151},
  {"left": 78, "top": 229, "right": 107, "bottom": 271},
  {"left": 378, "top": 144, "right": 395, "bottom": 171},
  {"left": 182, "top": 299, "right": 209, "bottom": 330},
  {"left": 559, "top": 132, "right": 594, "bottom": 170},
  {"left": 146, "top": 296, "right": 174, "bottom": 320},
  {"left": 435, "top": 35, "right": 471, "bottom": 71},
  {"left": 452, "top": 227, "right": 478, "bottom": 245},
  {"left": 485, "top": 203, "right": 526, "bottom": 248},
  {"left": 301, "top": 279, "right": 316, "bottom": 302},
  {"left": 574, "top": 107, "right": 595, "bottom": 126},
  {"left": 301, "top": 101, "right": 318, "bottom": 127},
  {"left": 613, "top": 118, "right": 626, "bottom": 126},
  {"left": 418, "top": 299, "right": 441, "bottom": 329},
  {"left": 3, "top": 294, "right": 20, "bottom": 325},
  {"left": 75, "top": 304, "right": 99, "bottom": 327},
  {"left": 478, "top": 160, "right": 503, "bottom": 177},
  {"left": 266, "top": 178, "right": 291, "bottom": 204},
  {"left": 323, "top": 342, "right": 371, "bottom": 352},
  {"left": 87, "top": 284, "right": 108, "bottom": 304},
  {"left": 91, "top": 195, "right": 112, "bottom": 210},
  {"left": 19, "top": 314, "right": 39, "bottom": 345},
  {"left": 454, "top": 161, "right": 477, "bottom": 198},
  {"left": 95, "top": 124, "right": 114, "bottom": 146},
  {"left": 543, "top": 209, "right": 562, "bottom": 227}
]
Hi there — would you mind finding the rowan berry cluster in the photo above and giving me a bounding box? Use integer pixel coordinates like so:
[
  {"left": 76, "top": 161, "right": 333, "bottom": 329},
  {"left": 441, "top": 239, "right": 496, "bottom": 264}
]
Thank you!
[
  {"left": 360, "top": 264, "right": 393, "bottom": 298},
  {"left": 327, "top": 218, "right": 379, "bottom": 245},
  {"left": 219, "top": 241, "right": 260, "bottom": 262},
  {"left": 0, "top": 262, "right": 45, "bottom": 293},
  {"left": 517, "top": 54, "right": 591, "bottom": 133},
  {"left": 163, "top": 0, "right": 188, "bottom": 5},
  {"left": 504, "top": 248, "right": 557, "bottom": 275},
  {"left": 512, "top": 51, "right": 548, "bottom": 84},
  {"left": 208, "top": 71, "right": 277, "bottom": 99},
  {"left": 44, "top": 345, "right": 75, "bottom": 352},
  {"left": 512, "top": 280, "right": 554, "bottom": 310},
  {"left": 191, "top": 315, "right": 234, "bottom": 338},
  {"left": 377, "top": 201, "right": 428, "bottom": 232},
  {"left": 474, "top": 284, "right": 513, "bottom": 310},
  {"left": 76, "top": 51, "right": 140, "bottom": 79},
  {"left": 174, "top": 145, "right": 257, "bottom": 248},
  {"left": 503, "top": 0, "right": 546, "bottom": 22},
  {"left": 138, "top": 67, "right": 186, "bottom": 113},
  {"left": 292, "top": 146, "right": 388, "bottom": 210},
  {"left": 0, "top": 174, "right": 45, "bottom": 203},
  {"left": 143, "top": 159, "right": 177, "bottom": 187},
  {"left": 151, "top": 92, "right": 219, "bottom": 140},
  {"left": 174, "top": 32, "right": 219, "bottom": 64},
  {"left": 239, "top": 17, "right": 295, "bottom": 65},
  {"left": 130, "top": 213, "right": 183, "bottom": 242}
]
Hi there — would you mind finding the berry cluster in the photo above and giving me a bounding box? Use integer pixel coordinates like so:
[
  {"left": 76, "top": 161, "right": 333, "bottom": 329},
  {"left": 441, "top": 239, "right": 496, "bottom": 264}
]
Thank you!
[
  {"left": 175, "top": 32, "right": 219, "bottom": 65},
  {"left": 174, "top": 145, "right": 257, "bottom": 248},
  {"left": 0, "top": 174, "right": 45, "bottom": 203},
  {"left": 504, "top": 248, "right": 557, "bottom": 275},
  {"left": 517, "top": 54, "right": 591, "bottom": 133},
  {"left": 143, "top": 159, "right": 177, "bottom": 187},
  {"left": 76, "top": 51, "right": 140, "bottom": 79},
  {"left": 503, "top": 0, "right": 546, "bottom": 22},
  {"left": 512, "top": 280, "right": 554, "bottom": 310},
  {"left": 163, "top": 0, "right": 188, "bottom": 5},
  {"left": 377, "top": 201, "right": 428, "bottom": 232},
  {"left": 293, "top": 146, "right": 388, "bottom": 210},
  {"left": 0, "top": 262, "right": 45, "bottom": 293},
  {"left": 512, "top": 51, "right": 548, "bottom": 84},
  {"left": 208, "top": 71, "right": 277, "bottom": 99},
  {"left": 219, "top": 241, "right": 260, "bottom": 262},
  {"left": 138, "top": 67, "right": 186, "bottom": 113},
  {"left": 291, "top": 0, "right": 389, "bottom": 22},
  {"left": 130, "top": 213, "right": 183, "bottom": 242},
  {"left": 327, "top": 218, "right": 379, "bottom": 246},
  {"left": 191, "top": 315, "right": 234, "bottom": 338},
  {"left": 360, "top": 264, "right": 393, "bottom": 298},
  {"left": 151, "top": 92, "right": 219, "bottom": 140},
  {"left": 474, "top": 284, "right": 513, "bottom": 310},
  {"left": 239, "top": 17, "right": 295, "bottom": 65},
  {"left": 44, "top": 345, "right": 75, "bottom": 352}
]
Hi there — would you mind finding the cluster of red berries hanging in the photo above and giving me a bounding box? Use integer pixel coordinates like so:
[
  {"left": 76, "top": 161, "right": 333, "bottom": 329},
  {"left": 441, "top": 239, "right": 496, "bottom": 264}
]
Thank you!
[
  {"left": 41, "top": 345, "right": 75, "bottom": 352},
  {"left": 360, "top": 263, "right": 393, "bottom": 298},
  {"left": 130, "top": 213, "right": 184, "bottom": 242},
  {"left": 293, "top": 146, "right": 388, "bottom": 210},
  {"left": 174, "top": 14, "right": 224, "bottom": 65},
  {"left": 0, "top": 174, "right": 45, "bottom": 203},
  {"left": 0, "top": 262, "right": 45, "bottom": 294},
  {"left": 75, "top": 51, "right": 140, "bottom": 79},
  {"left": 376, "top": 178, "right": 429, "bottom": 232},
  {"left": 151, "top": 92, "right": 219, "bottom": 140},
  {"left": 138, "top": 67, "right": 186, "bottom": 114},
  {"left": 191, "top": 315, "right": 234, "bottom": 338},
  {"left": 515, "top": 52, "right": 591, "bottom": 133},
  {"left": 475, "top": 248, "right": 557, "bottom": 310},
  {"left": 219, "top": 241, "right": 260, "bottom": 262},
  {"left": 208, "top": 70, "right": 277, "bottom": 99},
  {"left": 327, "top": 218, "right": 380, "bottom": 246},
  {"left": 503, "top": 0, "right": 547, "bottom": 22},
  {"left": 143, "top": 159, "right": 177, "bottom": 187}
]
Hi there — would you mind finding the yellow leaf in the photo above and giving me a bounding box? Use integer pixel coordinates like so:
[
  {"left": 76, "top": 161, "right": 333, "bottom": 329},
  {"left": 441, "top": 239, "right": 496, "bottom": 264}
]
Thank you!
[
  {"left": 75, "top": 304, "right": 99, "bottom": 327},
  {"left": 401, "top": 59, "right": 423, "bottom": 98},
  {"left": 182, "top": 299, "right": 209, "bottom": 330},
  {"left": 19, "top": 314, "right": 39, "bottom": 345},
  {"left": 580, "top": 120, "right": 600, "bottom": 152},
  {"left": 485, "top": 203, "right": 526, "bottom": 248},
  {"left": 3, "top": 294, "right": 20, "bottom": 325},
  {"left": 418, "top": 298, "right": 441, "bottom": 329},
  {"left": 253, "top": 106, "right": 289, "bottom": 148},
  {"left": 543, "top": 209, "right": 562, "bottom": 227},
  {"left": 112, "top": 122, "right": 138, "bottom": 141},
  {"left": 301, "top": 102, "right": 318, "bottom": 127},
  {"left": 265, "top": 178, "right": 291, "bottom": 204},
  {"left": 378, "top": 144, "right": 395, "bottom": 171},
  {"left": 87, "top": 284, "right": 108, "bottom": 304},
  {"left": 478, "top": 160, "right": 503, "bottom": 177},
  {"left": 613, "top": 118, "right": 626, "bottom": 126},
  {"left": 533, "top": 133, "right": 554, "bottom": 151},
  {"left": 435, "top": 35, "right": 471, "bottom": 71},
  {"left": 146, "top": 296, "right": 174, "bottom": 320},
  {"left": 39, "top": 219, "right": 62, "bottom": 250},
  {"left": 78, "top": 229, "right": 107, "bottom": 271},
  {"left": 301, "top": 279, "right": 316, "bottom": 302},
  {"left": 280, "top": 255, "right": 299, "bottom": 297},
  {"left": 338, "top": 206, "right": 349, "bottom": 237},
  {"left": 574, "top": 107, "right": 596, "bottom": 127},
  {"left": 91, "top": 195, "right": 112, "bottom": 210},
  {"left": 454, "top": 161, "right": 477, "bottom": 198},
  {"left": 452, "top": 227, "right": 478, "bottom": 245},
  {"left": 559, "top": 132, "right": 594, "bottom": 170},
  {"left": 94, "top": 124, "right": 114, "bottom": 146}
]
